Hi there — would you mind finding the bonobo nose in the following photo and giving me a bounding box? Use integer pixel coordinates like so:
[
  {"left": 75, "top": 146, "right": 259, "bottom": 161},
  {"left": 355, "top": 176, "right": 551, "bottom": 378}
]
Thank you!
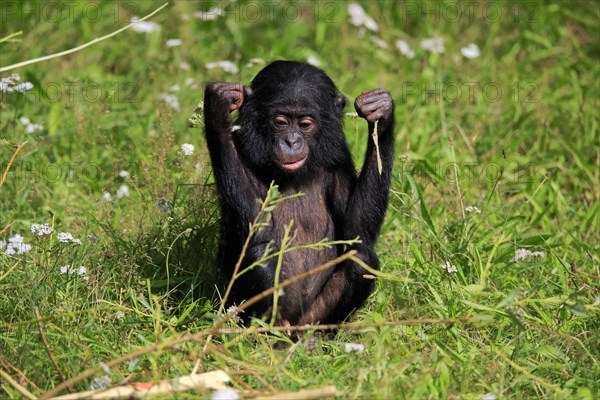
[{"left": 282, "top": 133, "right": 302, "bottom": 150}]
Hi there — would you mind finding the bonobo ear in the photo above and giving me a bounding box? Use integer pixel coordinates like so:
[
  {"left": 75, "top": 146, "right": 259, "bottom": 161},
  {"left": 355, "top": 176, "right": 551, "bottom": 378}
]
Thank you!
[{"left": 335, "top": 95, "right": 346, "bottom": 112}]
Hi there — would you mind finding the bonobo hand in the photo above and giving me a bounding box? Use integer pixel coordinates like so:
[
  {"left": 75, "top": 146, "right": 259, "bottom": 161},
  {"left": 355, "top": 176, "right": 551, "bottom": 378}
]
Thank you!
[
  {"left": 354, "top": 89, "right": 394, "bottom": 130},
  {"left": 205, "top": 82, "right": 245, "bottom": 114}
]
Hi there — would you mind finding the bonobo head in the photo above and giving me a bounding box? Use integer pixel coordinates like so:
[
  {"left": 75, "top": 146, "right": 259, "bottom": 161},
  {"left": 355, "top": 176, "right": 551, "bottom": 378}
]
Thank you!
[{"left": 236, "top": 61, "right": 350, "bottom": 177}]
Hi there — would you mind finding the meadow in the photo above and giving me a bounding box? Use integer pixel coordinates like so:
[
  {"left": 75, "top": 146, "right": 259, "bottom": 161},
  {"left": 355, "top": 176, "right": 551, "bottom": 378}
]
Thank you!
[{"left": 1, "top": 1, "right": 598, "bottom": 398}]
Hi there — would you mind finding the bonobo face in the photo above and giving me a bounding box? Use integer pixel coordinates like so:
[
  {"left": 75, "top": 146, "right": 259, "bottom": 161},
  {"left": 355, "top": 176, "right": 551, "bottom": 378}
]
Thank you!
[{"left": 270, "top": 107, "right": 318, "bottom": 172}]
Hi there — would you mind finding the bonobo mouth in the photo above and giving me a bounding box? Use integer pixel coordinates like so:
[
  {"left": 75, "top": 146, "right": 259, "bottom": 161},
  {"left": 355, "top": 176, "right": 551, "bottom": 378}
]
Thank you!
[{"left": 280, "top": 157, "right": 307, "bottom": 171}]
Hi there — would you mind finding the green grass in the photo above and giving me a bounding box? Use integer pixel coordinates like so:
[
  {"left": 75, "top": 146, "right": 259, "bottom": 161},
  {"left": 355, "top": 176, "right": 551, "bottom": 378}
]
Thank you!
[{"left": 1, "top": 1, "right": 598, "bottom": 398}]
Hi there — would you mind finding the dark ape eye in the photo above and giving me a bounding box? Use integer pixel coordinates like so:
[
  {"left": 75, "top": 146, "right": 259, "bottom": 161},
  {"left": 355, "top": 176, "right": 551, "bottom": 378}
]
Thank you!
[
  {"left": 273, "top": 116, "right": 289, "bottom": 127},
  {"left": 298, "top": 118, "right": 314, "bottom": 130}
]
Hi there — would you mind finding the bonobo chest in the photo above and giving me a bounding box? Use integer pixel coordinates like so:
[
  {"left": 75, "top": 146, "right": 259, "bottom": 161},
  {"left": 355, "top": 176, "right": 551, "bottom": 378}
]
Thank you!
[{"left": 271, "top": 179, "right": 335, "bottom": 248}]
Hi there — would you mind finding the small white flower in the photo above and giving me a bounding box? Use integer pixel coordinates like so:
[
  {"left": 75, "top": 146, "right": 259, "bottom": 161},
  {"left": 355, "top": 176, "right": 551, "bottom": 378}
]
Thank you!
[
  {"left": 102, "top": 192, "right": 113, "bottom": 202},
  {"left": 130, "top": 16, "right": 161, "bottom": 33},
  {"left": 13, "top": 242, "right": 32, "bottom": 254},
  {"left": 19, "top": 117, "right": 44, "bottom": 133},
  {"left": 60, "top": 265, "right": 70, "bottom": 274},
  {"left": 344, "top": 342, "right": 365, "bottom": 353},
  {"left": 89, "top": 375, "right": 111, "bottom": 391},
  {"left": 1, "top": 73, "right": 33, "bottom": 93},
  {"left": 306, "top": 55, "right": 321, "bottom": 67},
  {"left": 421, "top": 37, "right": 445, "bottom": 54},
  {"left": 192, "top": 7, "right": 225, "bottom": 21},
  {"left": 118, "top": 170, "right": 129, "bottom": 178},
  {"left": 347, "top": 3, "right": 379, "bottom": 31},
  {"left": 461, "top": 43, "right": 481, "bottom": 59},
  {"left": 179, "top": 61, "right": 191, "bottom": 71},
  {"left": 512, "top": 249, "right": 545, "bottom": 262},
  {"left": 8, "top": 234, "right": 24, "bottom": 244},
  {"left": 465, "top": 206, "right": 482, "bottom": 214},
  {"left": 441, "top": 261, "right": 458, "bottom": 273},
  {"left": 77, "top": 266, "right": 89, "bottom": 281},
  {"left": 57, "top": 232, "right": 82, "bottom": 245},
  {"left": 170, "top": 83, "right": 180, "bottom": 92},
  {"left": 205, "top": 61, "right": 239, "bottom": 74},
  {"left": 210, "top": 388, "right": 240, "bottom": 400},
  {"left": 31, "top": 223, "right": 53, "bottom": 236},
  {"left": 116, "top": 184, "right": 130, "bottom": 199},
  {"left": 371, "top": 37, "right": 388, "bottom": 49},
  {"left": 115, "top": 311, "right": 125, "bottom": 320},
  {"left": 184, "top": 78, "right": 196, "bottom": 88},
  {"left": 396, "top": 40, "right": 415, "bottom": 59},
  {"left": 166, "top": 38, "right": 182, "bottom": 47},
  {"left": 480, "top": 394, "right": 496, "bottom": 400},
  {"left": 181, "top": 143, "right": 195, "bottom": 156},
  {"left": 3, "top": 235, "right": 32, "bottom": 255},
  {"left": 159, "top": 93, "right": 180, "bottom": 112}
]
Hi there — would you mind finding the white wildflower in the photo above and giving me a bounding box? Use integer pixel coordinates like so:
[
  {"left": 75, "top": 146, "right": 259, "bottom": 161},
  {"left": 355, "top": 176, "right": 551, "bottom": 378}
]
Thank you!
[
  {"left": 3, "top": 234, "right": 32, "bottom": 255},
  {"left": 465, "top": 206, "right": 482, "bottom": 214},
  {"left": 116, "top": 184, "right": 130, "bottom": 199},
  {"left": 347, "top": 3, "right": 379, "bottom": 31},
  {"left": 31, "top": 223, "right": 53, "bottom": 236},
  {"left": 8, "top": 234, "right": 24, "bottom": 244},
  {"left": 57, "top": 232, "right": 82, "bottom": 245},
  {"left": 306, "top": 55, "right": 321, "bottom": 67},
  {"left": 461, "top": 43, "right": 481, "bottom": 59},
  {"left": 249, "top": 57, "right": 265, "bottom": 64},
  {"left": 115, "top": 311, "right": 125, "bottom": 320},
  {"left": 159, "top": 93, "right": 180, "bottom": 112},
  {"left": 102, "top": 192, "right": 113, "bottom": 202},
  {"left": 371, "top": 37, "right": 388, "bottom": 49},
  {"left": 12, "top": 242, "right": 31, "bottom": 254},
  {"left": 421, "top": 37, "right": 445, "bottom": 54},
  {"left": 211, "top": 388, "right": 240, "bottom": 400},
  {"left": 480, "top": 394, "right": 496, "bottom": 400},
  {"left": 181, "top": 143, "right": 195, "bottom": 156},
  {"left": 60, "top": 265, "right": 88, "bottom": 280},
  {"left": 170, "top": 83, "right": 180, "bottom": 92},
  {"left": 512, "top": 249, "right": 545, "bottom": 263},
  {"left": 205, "top": 61, "right": 239, "bottom": 74},
  {"left": 19, "top": 116, "right": 44, "bottom": 133},
  {"left": 77, "top": 266, "right": 89, "bottom": 281},
  {"left": 396, "top": 39, "right": 415, "bottom": 59},
  {"left": 179, "top": 61, "right": 191, "bottom": 71},
  {"left": 1, "top": 73, "right": 33, "bottom": 93},
  {"left": 14, "top": 82, "right": 33, "bottom": 92},
  {"left": 89, "top": 375, "right": 111, "bottom": 391},
  {"left": 184, "top": 78, "right": 196, "bottom": 88},
  {"left": 130, "top": 16, "right": 161, "bottom": 33},
  {"left": 441, "top": 261, "right": 458, "bottom": 273},
  {"left": 344, "top": 342, "right": 365, "bottom": 353},
  {"left": 118, "top": 170, "right": 129, "bottom": 178},
  {"left": 166, "top": 38, "right": 182, "bottom": 47},
  {"left": 192, "top": 7, "right": 225, "bottom": 21}
]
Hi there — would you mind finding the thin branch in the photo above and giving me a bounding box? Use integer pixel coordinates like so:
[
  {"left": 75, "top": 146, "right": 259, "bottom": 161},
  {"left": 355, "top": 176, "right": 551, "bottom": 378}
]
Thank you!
[
  {"left": 0, "top": 3, "right": 169, "bottom": 72},
  {"left": 1, "top": 141, "right": 28, "bottom": 189}
]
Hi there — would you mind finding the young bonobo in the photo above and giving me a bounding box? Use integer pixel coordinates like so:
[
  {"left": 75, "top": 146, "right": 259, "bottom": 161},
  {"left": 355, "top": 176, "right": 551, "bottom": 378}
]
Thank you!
[{"left": 204, "top": 61, "right": 394, "bottom": 327}]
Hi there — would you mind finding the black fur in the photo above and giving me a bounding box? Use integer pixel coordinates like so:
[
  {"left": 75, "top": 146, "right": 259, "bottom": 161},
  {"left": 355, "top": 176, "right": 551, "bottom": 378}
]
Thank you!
[{"left": 203, "top": 61, "right": 394, "bottom": 325}]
